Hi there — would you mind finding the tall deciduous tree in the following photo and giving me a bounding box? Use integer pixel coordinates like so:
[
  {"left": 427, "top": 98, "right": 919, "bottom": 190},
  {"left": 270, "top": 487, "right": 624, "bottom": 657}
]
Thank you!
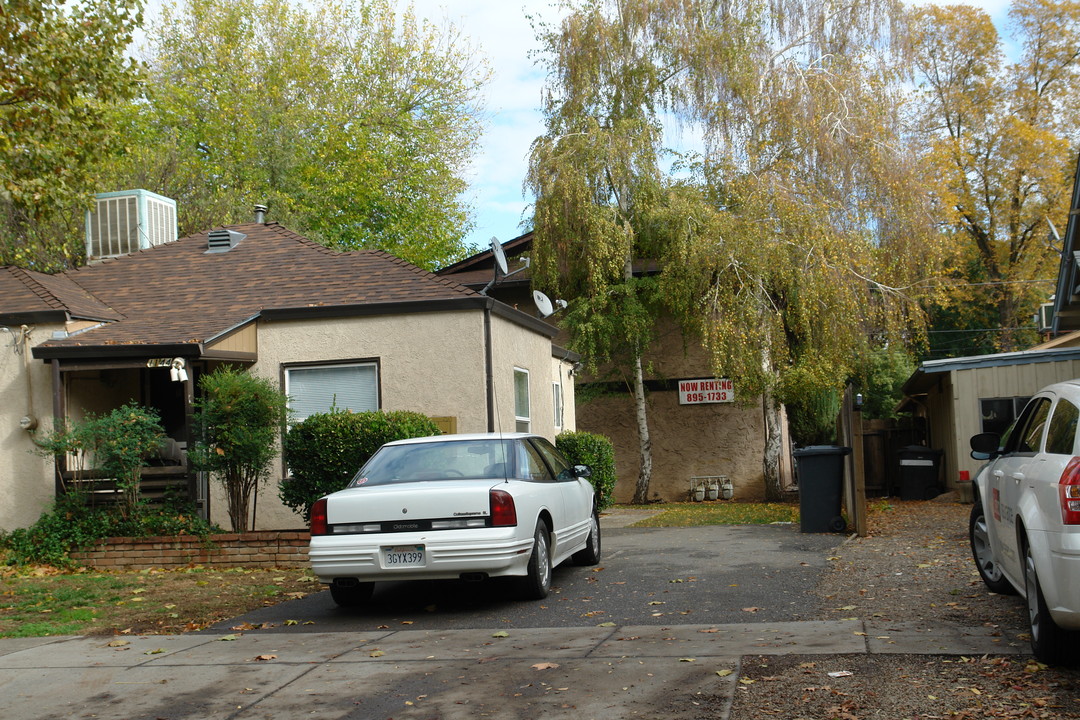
[
  {"left": 106, "top": 0, "right": 488, "bottom": 270},
  {"left": 910, "top": 0, "right": 1080, "bottom": 353},
  {"left": 0, "top": 0, "right": 144, "bottom": 270},
  {"left": 529, "top": 0, "right": 941, "bottom": 500}
]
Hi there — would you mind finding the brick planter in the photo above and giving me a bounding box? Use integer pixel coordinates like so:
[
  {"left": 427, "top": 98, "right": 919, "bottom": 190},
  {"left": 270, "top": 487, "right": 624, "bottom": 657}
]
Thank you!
[{"left": 70, "top": 531, "right": 310, "bottom": 570}]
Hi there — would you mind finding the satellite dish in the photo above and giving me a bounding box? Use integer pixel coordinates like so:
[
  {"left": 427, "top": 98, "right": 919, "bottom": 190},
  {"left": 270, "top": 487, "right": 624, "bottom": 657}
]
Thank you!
[
  {"left": 491, "top": 237, "right": 509, "bottom": 276},
  {"left": 533, "top": 290, "right": 555, "bottom": 318}
]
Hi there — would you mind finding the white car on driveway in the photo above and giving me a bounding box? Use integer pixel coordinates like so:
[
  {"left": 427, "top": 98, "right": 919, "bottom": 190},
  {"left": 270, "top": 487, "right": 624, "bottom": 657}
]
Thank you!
[
  {"left": 969, "top": 380, "right": 1080, "bottom": 663},
  {"left": 309, "top": 433, "right": 600, "bottom": 606}
]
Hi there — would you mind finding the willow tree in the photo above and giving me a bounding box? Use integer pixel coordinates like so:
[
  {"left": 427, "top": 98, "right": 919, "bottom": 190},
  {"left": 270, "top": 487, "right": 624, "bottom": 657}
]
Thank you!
[
  {"left": 105, "top": 0, "right": 488, "bottom": 270},
  {"left": 529, "top": 0, "right": 942, "bottom": 499},
  {"left": 528, "top": 1, "right": 676, "bottom": 504},
  {"left": 910, "top": 0, "right": 1080, "bottom": 353}
]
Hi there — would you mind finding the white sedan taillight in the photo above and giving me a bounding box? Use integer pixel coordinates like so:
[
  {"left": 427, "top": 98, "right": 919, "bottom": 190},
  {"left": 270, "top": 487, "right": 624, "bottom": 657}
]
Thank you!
[
  {"left": 489, "top": 489, "right": 517, "bottom": 527},
  {"left": 311, "top": 498, "right": 329, "bottom": 536},
  {"left": 1058, "top": 457, "right": 1080, "bottom": 525}
]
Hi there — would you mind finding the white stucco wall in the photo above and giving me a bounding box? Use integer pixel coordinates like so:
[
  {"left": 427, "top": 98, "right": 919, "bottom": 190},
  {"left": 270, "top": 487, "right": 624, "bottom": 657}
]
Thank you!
[
  {"left": 488, "top": 313, "right": 564, "bottom": 442},
  {"left": 207, "top": 308, "right": 567, "bottom": 530},
  {"left": 0, "top": 324, "right": 62, "bottom": 530}
]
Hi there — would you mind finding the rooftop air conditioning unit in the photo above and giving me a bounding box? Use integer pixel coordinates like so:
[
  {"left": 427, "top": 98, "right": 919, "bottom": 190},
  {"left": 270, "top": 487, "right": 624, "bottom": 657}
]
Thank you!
[{"left": 85, "top": 190, "right": 177, "bottom": 260}]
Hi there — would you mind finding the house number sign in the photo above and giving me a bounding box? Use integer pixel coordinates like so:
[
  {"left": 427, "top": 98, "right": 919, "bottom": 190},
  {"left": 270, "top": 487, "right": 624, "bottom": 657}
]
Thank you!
[{"left": 678, "top": 378, "right": 734, "bottom": 405}]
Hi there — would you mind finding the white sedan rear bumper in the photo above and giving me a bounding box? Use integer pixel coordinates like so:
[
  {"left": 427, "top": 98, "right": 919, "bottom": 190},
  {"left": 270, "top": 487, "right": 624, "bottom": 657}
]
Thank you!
[{"left": 309, "top": 527, "right": 535, "bottom": 584}]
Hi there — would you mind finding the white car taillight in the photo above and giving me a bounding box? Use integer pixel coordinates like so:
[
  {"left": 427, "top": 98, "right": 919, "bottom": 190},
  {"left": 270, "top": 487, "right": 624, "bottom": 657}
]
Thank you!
[
  {"left": 490, "top": 489, "right": 517, "bottom": 527},
  {"left": 1058, "top": 457, "right": 1080, "bottom": 525},
  {"left": 311, "top": 498, "right": 329, "bottom": 536}
]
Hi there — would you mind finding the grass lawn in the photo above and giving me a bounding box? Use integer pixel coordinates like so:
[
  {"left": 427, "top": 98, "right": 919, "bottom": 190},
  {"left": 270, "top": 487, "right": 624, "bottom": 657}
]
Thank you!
[
  {"left": 620, "top": 501, "right": 800, "bottom": 527},
  {"left": 0, "top": 564, "right": 321, "bottom": 638}
]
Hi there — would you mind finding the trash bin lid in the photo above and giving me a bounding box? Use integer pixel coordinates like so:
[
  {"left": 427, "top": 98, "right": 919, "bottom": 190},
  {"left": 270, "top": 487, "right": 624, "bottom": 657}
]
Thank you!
[{"left": 793, "top": 445, "right": 852, "bottom": 457}]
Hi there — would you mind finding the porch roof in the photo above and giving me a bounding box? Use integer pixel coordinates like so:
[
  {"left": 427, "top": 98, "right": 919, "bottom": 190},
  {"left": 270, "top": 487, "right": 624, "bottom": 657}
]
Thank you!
[{"left": 18, "top": 222, "right": 542, "bottom": 360}]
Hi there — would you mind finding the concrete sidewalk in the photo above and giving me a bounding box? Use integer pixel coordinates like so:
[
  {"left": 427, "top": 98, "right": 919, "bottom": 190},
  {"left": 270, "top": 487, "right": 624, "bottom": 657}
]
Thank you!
[{"left": 0, "top": 620, "right": 1025, "bottom": 720}]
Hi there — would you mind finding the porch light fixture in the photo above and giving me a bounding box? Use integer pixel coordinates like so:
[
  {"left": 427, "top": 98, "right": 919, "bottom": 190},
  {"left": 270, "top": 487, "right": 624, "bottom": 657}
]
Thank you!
[{"left": 170, "top": 357, "right": 188, "bottom": 383}]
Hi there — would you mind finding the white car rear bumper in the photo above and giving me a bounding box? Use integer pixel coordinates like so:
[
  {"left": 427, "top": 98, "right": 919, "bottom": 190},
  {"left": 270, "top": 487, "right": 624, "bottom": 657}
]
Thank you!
[{"left": 309, "top": 527, "right": 535, "bottom": 584}]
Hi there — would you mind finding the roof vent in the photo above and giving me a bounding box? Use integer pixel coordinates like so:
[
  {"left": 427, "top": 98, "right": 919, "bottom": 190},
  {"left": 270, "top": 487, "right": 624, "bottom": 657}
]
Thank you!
[
  {"left": 254, "top": 204, "right": 267, "bottom": 223},
  {"left": 205, "top": 229, "right": 247, "bottom": 253}
]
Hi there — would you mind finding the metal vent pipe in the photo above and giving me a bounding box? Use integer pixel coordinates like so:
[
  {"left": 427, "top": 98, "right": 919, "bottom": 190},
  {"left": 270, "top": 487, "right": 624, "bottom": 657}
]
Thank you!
[{"left": 253, "top": 204, "right": 268, "bottom": 223}]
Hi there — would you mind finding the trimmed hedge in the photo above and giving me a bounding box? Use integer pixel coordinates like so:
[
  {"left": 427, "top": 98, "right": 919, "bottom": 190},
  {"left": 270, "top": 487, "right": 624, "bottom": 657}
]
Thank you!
[
  {"left": 556, "top": 430, "right": 617, "bottom": 511},
  {"left": 279, "top": 410, "right": 440, "bottom": 520}
]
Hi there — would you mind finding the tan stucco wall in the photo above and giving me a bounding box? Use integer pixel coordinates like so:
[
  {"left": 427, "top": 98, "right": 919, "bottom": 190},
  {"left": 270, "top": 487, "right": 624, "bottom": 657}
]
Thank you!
[
  {"left": 0, "top": 325, "right": 62, "bottom": 530},
  {"left": 209, "top": 309, "right": 567, "bottom": 530},
  {"left": 572, "top": 314, "right": 781, "bottom": 503},
  {"left": 579, "top": 390, "right": 767, "bottom": 503}
]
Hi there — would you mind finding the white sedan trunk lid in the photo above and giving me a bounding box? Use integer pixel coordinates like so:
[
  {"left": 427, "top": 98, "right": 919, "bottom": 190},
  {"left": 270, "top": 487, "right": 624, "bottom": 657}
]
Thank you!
[{"left": 326, "top": 479, "right": 502, "bottom": 523}]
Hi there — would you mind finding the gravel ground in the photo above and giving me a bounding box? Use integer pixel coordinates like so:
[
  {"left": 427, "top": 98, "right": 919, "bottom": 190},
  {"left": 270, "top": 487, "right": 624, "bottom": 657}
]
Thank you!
[{"left": 726, "top": 499, "right": 1080, "bottom": 720}]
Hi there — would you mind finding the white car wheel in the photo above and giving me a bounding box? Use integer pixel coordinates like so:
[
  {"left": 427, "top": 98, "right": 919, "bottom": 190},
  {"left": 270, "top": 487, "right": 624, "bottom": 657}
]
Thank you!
[
  {"left": 969, "top": 501, "right": 1015, "bottom": 594},
  {"left": 519, "top": 521, "right": 552, "bottom": 600},
  {"left": 573, "top": 512, "right": 602, "bottom": 566},
  {"left": 1024, "top": 540, "right": 1074, "bottom": 664}
]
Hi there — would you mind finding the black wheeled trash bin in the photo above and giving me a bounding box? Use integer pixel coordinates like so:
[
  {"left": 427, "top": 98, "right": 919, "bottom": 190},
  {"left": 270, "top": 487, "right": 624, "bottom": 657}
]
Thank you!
[
  {"left": 897, "top": 446, "right": 943, "bottom": 500},
  {"left": 794, "top": 445, "right": 852, "bottom": 533}
]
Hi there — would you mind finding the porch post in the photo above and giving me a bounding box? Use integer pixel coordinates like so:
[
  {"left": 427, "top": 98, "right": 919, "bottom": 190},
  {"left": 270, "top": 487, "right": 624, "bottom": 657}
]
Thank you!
[
  {"left": 51, "top": 359, "right": 65, "bottom": 496},
  {"left": 182, "top": 370, "right": 204, "bottom": 520}
]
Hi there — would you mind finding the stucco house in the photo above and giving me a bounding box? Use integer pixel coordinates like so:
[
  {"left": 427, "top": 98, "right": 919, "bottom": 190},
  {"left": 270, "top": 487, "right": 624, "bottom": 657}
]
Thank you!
[
  {"left": 438, "top": 232, "right": 794, "bottom": 503},
  {"left": 0, "top": 214, "right": 576, "bottom": 532}
]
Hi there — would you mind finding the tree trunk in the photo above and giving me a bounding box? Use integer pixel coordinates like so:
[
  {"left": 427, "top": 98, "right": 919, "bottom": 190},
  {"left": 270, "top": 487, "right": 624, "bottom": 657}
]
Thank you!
[
  {"left": 630, "top": 352, "right": 654, "bottom": 504},
  {"left": 762, "top": 390, "right": 784, "bottom": 501}
]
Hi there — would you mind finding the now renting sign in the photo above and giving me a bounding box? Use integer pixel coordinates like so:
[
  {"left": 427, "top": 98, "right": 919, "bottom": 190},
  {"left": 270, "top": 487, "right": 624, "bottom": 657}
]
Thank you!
[{"left": 677, "top": 378, "right": 734, "bottom": 405}]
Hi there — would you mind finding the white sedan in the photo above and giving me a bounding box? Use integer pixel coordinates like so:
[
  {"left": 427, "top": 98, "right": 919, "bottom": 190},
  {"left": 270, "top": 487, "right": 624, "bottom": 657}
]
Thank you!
[
  {"left": 969, "top": 380, "right": 1080, "bottom": 663},
  {"left": 308, "top": 433, "right": 601, "bottom": 606}
]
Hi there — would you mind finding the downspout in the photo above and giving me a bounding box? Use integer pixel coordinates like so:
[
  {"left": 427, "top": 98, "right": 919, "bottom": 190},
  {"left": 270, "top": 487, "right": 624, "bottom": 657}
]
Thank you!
[{"left": 484, "top": 299, "right": 495, "bottom": 432}]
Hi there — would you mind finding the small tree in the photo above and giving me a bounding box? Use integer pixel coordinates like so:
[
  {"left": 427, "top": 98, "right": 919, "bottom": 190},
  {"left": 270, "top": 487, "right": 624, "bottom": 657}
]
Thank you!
[
  {"left": 191, "top": 367, "right": 288, "bottom": 532},
  {"left": 34, "top": 403, "right": 164, "bottom": 519},
  {"left": 280, "top": 409, "right": 440, "bottom": 520}
]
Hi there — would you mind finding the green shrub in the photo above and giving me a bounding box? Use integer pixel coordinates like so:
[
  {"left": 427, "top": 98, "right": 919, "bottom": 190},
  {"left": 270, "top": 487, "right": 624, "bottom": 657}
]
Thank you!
[
  {"left": 280, "top": 410, "right": 441, "bottom": 520},
  {"left": 556, "top": 430, "right": 617, "bottom": 511},
  {"left": 190, "top": 367, "right": 289, "bottom": 532}
]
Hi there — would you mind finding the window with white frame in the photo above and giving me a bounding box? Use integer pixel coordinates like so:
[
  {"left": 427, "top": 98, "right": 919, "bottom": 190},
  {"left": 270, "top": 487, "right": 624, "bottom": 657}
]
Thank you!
[
  {"left": 285, "top": 361, "right": 379, "bottom": 424},
  {"left": 553, "top": 379, "right": 563, "bottom": 429},
  {"left": 514, "top": 367, "right": 531, "bottom": 432}
]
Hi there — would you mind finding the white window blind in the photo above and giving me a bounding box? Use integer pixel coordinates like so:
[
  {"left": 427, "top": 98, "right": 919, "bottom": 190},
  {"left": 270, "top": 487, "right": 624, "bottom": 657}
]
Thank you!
[{"left": 287, "top": 363, "right": 378, "bottom": 423}]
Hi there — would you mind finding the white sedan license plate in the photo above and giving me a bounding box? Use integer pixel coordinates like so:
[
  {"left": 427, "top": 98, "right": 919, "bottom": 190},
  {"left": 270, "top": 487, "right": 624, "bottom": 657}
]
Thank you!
[{"left": 382, "top": 545, "right": 425, "bottom": 568}]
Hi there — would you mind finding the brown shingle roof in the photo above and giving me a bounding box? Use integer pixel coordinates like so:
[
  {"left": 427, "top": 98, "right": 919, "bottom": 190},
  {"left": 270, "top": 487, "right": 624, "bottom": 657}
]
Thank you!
[
  {"left": 0, "top": 266, "right": 122, "bottom": 323},
  {"left": 28, "top": 222, "right": 479, "bottom": 355}
]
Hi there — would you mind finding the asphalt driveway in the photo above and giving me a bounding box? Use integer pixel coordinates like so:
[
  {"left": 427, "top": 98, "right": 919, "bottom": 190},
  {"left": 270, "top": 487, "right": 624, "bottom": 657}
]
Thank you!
[{"left": 207, "top": 523, "right": 845, "bottom": 633}]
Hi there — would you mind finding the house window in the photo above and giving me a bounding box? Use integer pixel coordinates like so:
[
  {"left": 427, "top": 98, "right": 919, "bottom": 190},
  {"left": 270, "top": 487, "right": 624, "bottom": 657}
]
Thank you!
[
  {"left": 285, "top": 362, "right": 378, "bottom": 424},
  {"left": 514, "top": 367, "right": 530, "bottom": 432},
  {"left": 553, "top": 380, "right": 563, "bottom": 429},
  {"left": 979, "top": 397, "right": 1030, "bottom": 437}
]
